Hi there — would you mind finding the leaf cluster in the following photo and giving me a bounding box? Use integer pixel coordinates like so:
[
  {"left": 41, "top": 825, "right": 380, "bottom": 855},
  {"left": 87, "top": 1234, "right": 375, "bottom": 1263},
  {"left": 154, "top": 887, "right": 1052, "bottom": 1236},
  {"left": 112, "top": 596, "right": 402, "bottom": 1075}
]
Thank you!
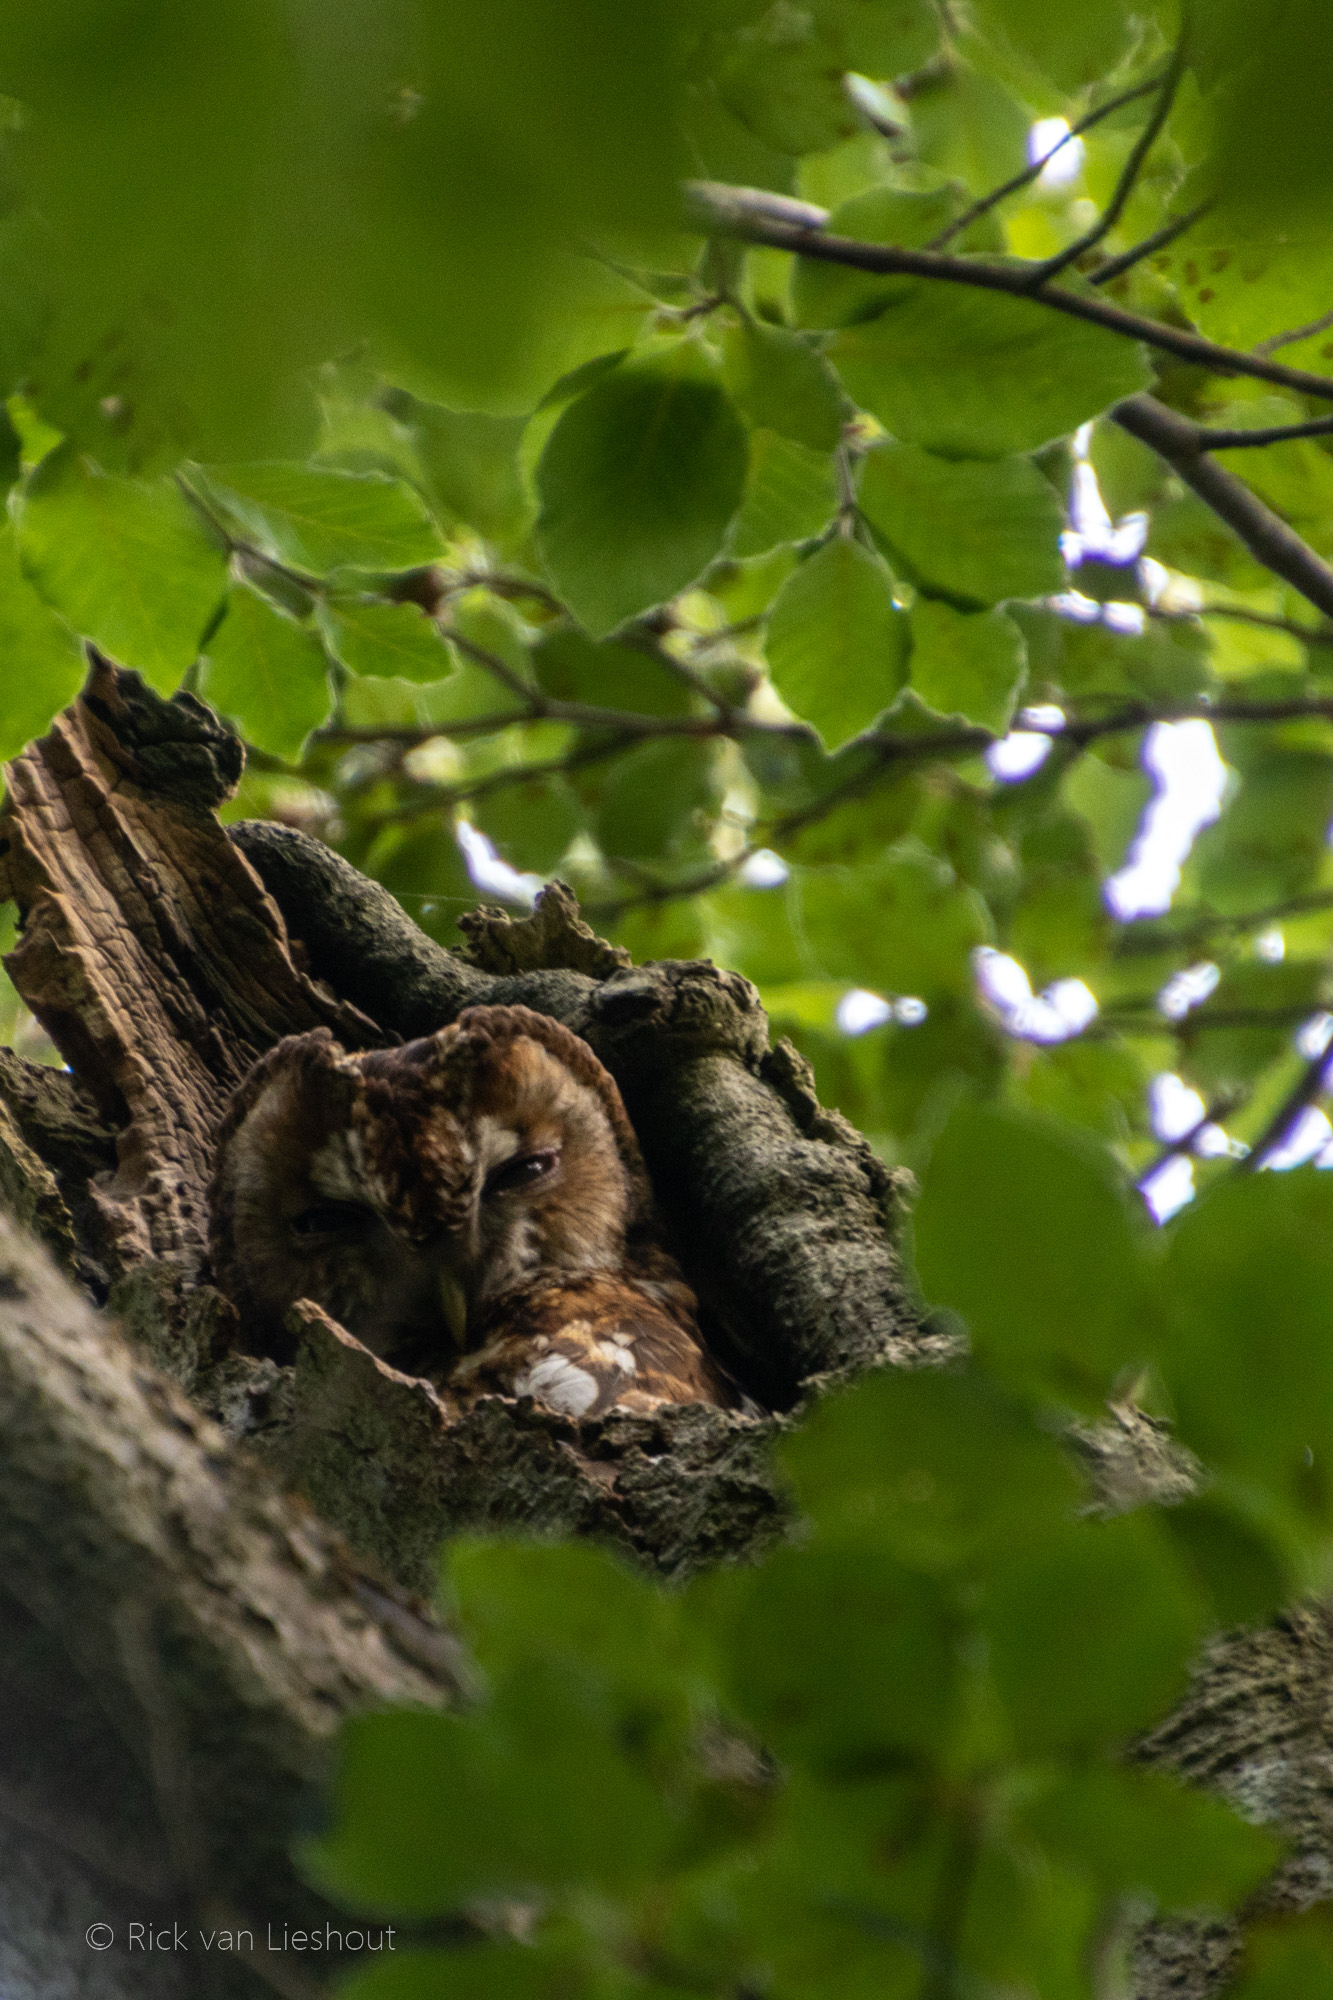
[{"left": 307, "top": 1106, "right": 1333, "bottom": 1998}]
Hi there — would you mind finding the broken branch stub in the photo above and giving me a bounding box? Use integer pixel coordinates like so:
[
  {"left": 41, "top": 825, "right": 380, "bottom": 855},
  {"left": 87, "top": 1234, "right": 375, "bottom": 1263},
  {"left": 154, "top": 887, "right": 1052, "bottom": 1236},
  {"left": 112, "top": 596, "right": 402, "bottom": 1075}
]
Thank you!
[{"left": 0, "top": 649, "right": 383, "bottom": 1274}]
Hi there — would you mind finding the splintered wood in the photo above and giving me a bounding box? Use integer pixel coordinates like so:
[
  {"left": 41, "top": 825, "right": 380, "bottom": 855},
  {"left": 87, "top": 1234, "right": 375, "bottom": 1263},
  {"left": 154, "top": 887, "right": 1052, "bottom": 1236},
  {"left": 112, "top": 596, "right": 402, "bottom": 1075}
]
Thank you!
[{"left": 0, "top": 648, "right": 382, "bottom": 1271}]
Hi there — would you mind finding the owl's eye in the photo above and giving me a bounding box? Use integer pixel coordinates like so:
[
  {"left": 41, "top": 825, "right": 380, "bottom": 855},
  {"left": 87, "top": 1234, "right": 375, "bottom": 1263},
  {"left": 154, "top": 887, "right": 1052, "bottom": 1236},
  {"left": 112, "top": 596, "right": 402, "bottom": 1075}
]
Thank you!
[
  {"left": 290, "top": 1202, "right": 374, "bottom": 1238},
  {"left": 483, "top": 1149, "right": 558, "bottom": 1198}
]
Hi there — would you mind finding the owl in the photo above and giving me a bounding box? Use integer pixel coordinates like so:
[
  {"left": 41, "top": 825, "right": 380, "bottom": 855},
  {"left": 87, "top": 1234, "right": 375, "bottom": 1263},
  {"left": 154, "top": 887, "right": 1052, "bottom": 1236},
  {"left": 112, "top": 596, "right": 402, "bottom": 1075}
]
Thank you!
[{"left": 207, "top": 1004, "right": 735, "bottom": 1419}]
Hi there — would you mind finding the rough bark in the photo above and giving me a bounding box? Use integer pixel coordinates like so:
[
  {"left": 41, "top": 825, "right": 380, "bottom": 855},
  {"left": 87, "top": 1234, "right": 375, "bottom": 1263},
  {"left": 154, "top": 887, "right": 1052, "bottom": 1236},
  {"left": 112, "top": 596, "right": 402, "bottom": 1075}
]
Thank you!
[
  {"left": 0, "top": 1206, "right": 459, "bottom": 1996},
  {"left": 1, "top": 655, "right": 1332, "bottom": 1998}
]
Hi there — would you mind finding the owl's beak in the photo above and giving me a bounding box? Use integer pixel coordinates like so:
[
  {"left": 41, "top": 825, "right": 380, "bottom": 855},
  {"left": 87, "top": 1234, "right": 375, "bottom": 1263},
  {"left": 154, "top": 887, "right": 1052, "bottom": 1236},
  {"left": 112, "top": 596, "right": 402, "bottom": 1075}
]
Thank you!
[{"left": 438, "top": 1269, "right": 470, "bottom": 1350}]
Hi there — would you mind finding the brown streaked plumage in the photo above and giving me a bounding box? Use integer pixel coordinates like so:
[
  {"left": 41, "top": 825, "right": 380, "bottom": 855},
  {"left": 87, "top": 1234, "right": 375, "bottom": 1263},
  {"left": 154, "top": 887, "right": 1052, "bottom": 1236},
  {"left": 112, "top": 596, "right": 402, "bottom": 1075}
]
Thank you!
[{"left": 207, "top": 1004, "right": 735, "bottom": 1417}]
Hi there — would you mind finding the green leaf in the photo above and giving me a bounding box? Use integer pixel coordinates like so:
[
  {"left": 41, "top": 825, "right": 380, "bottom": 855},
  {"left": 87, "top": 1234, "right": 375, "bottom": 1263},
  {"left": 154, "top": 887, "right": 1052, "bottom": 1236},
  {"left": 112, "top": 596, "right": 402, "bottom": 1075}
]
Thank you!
[
  {"left": 716, "top": 1544, "right": 958, "bottom": 1769},
  {"left": 830, "top": 285, "right": 1152, "bottom": 456},
  {"left": 200, "top": 586, "right": 331, "bottom": 761},
  {"left": 1056, "top": 612, "right": 1214, "bottom": 705},
  {"left": 980, "top": 1515, "right": 1208, "bottom": 1754},
  {"left": 470, "top": 778, "right": 582, "bottom": 874},
  {"left": 1021, "top": 1765, "right": 1279, "bottom": 1909},
  {"left": 809, "top": 0, "right": 940, "bottom": 75},
  {"left": 970, "top": 0, "right": 1137, "bottom": 90},
  {"left": 594, "top": 738, "right": 722, "bottom": 861},
  {"left": 384, "top": 393, "right": 532, "bottom": 546},
  {"left": 721, "top": 318, "right": 845, "bottom": 452},
  {"left": 1013, "top": 1036, "right": 1151, "bottom": 1145},
  {"left": 727, "top": 429, "right": 839, "bottom": 559},
  {"left": 713, "top": 17, "right": 859, "bottom": 157},
  {"left": 912, "top": 1101, "right": 1153, "bottom": 1403},
  {"left": 0, "top": 0, "right": 679, "bottom": 443},
  {"left": 1191, "top": 747, "right": 1333, "bottom": 912},
  {"left": 1157, "top": 1171, "right": 1333, "bottom": 1520},
  {"left": 16, "top": 447, "right": 228, "bottom": 690},
  {"left": 1061, "top": 752, "right": 1153, "bottom": 878},
  {"left": 791, "top": 186, "right": 996, "bottom": 331},
  {"left": 778, "top": 1369, "right": 1080, "bottom": 1572},
  {"left": 537, "top": 347, "right": 749, "bottom": 636},
  {"left": 1159, "top": 1492, "right": 1297, "bottom": 1628},
  {"left": 444, "top": 592, "right": 534, "bottom": 696},
  {"left": 190, "top": 463, "right": 444, "bottom": 574},
  {"left": 304, "top": 1675, "right": 677, "bottom": 1916},
  {"left": 532, "top": 627, "right": 695, "bottom": 717},
  {"left": 765, "top": 535, "right": 910, "bottom": 748},
  {"left": 859, "top": 443, "right": 1066, "bottom": 604},
  {"left": 1197, "top": 1, "right": 1333, "bottom": 226},
  {"left": 0, "top": 521, "right": 84, "bottom": 767},
  {"left": 0, "top": 404, "right": 21, "bottom": 497},
  {"left": 908, "top": 602, "right": 1027, "bottom": 732},
  {"left": 1182, "top": 959, "right": 1328, "bottom": 1096},
  {"left": 321, "top": 599, "right": 455, "bottom": 685},
  {"left": 339, "top": 1943, "right": 594, "bottom": 2000},
  {"left": 793, "top": 843, "right": 993, "bottom": 999},
  {"left": 1001, "top": 796, "right": 1108, "bottom": 988},
  {"left": 365, "top": 821, "right": 477, "bottom": 943},
  {"left": 445, "top": 1540, "right": 692, "bottom": 1711},
  {"left": 1229, "top": 1912, "right": 1333, "bottom": 1999}
]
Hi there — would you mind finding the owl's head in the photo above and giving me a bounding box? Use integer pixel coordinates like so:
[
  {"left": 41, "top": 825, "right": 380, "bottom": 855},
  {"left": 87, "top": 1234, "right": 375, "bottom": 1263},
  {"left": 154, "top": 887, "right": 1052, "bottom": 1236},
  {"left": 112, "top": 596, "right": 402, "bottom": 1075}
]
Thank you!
[{"left": 207, "top": 1005, "right": 658, "bottom": 1365}]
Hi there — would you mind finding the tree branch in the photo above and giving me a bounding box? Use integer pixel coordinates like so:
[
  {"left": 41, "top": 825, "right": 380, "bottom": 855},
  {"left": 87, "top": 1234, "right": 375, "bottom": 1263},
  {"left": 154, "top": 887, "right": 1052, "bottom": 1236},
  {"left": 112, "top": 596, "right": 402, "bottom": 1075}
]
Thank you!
[
  {"left": 1112, "top": 394, "right": 1333, "bottom": 619},
  {"left": 586, "top": 686, "right": 1333, "bottom": 919},
  {"left": 685, "top": 184, "right": 1333, "bottom": 405},
  {"left": 366, "top": 730, "right": 644, "bottom": 830},
  {"left": 0, "top": 1206, "right": 458, "bottom": 1946}
]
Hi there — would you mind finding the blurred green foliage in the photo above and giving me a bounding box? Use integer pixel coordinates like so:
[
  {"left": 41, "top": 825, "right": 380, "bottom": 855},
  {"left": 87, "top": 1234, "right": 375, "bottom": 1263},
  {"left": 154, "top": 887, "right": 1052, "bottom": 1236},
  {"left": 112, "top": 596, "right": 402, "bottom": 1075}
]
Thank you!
[{"left": 5, "top": 0, "right": 1333, "bottom": 1985}]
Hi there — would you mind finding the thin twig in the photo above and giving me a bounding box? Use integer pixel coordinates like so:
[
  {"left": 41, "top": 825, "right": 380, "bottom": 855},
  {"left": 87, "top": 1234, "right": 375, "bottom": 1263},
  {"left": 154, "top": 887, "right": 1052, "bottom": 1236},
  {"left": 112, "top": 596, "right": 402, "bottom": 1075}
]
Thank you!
[
  {"left": 686, "top": 184, "right": 1333, "bottom": 405},
  {"left": 1135, "top": 1092, "right": 1243, "bottom": 1191},
  {"left": 1239, "top": 1044, "right": 1333, "bottom": 1172},
  {"left": 440, "top": 621, "right": 543, "bottom": 707},
  {"left": 367, "top": 731, "right": 643, "bottom": 829},
  {"left": 1194, "top": 415, "right": 1333, "bottom": 450},
  {"left": 1147, "top": 603, "right": 1333, "bottom": 648},
  {"left": 1255, "top": 307, "right": 1333, "bottom": 356},
  {"left": 587, "top": 690, "right": 1333, "bottom": 920},
  {"left": 893, "top": 51, "right": 954, "bottom": 102},
  {"left": 1089, "top": 201, "right": 1211, "bottom": 286},
  {"left": 1031, "top": 39, "right": 1187, "bottom": 286},
  {"left": 924, "top": 73, "right": 1166, "bottom": 253},
  {"left": 1114, "top": 885, "right": 1333, "bottom": 954},
  {"left": 1097, "top": 1005, "right": 1316, "bottom": 1032}
]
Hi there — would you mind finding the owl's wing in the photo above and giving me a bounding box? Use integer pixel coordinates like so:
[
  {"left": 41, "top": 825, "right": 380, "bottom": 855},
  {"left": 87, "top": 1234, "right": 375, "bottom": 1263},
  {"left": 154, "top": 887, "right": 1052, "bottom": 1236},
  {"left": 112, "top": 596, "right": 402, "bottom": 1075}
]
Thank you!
[{"left": 448, "top": 1276, "right": 734, "bottom": 1420}]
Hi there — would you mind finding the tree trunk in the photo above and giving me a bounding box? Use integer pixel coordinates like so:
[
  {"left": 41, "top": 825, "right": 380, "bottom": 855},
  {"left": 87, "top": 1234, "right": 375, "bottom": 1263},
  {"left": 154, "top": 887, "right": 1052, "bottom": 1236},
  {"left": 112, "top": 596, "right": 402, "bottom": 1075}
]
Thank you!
[{"left": 0, "top": 652, "right": 1326, "bottom": 1996}]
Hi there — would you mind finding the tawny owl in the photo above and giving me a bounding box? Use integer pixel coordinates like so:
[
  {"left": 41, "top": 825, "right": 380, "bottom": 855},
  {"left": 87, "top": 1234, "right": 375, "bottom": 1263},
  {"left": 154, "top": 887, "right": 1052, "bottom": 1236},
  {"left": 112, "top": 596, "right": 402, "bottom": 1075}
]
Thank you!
[{"left": 207, "top": 1004, "right": 735, "bottom": 1418}]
